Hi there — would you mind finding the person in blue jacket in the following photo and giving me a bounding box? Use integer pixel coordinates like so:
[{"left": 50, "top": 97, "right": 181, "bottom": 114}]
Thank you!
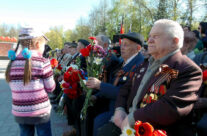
[{"left": 86, "top": 32, "right": 145, "bottom": 136}]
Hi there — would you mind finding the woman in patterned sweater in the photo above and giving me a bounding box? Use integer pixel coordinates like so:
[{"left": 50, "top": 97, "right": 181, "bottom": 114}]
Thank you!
[{"left": 5, "top": 27, "right": 56, "bottom": 136}]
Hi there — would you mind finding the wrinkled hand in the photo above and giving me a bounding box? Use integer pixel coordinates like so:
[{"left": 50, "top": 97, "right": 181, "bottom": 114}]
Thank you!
[
  {"left": 113, "top": 110, "right": 127, "bottom": 129},
  {"left": 86, "top": 77, "right": 101, "bottom": 90},
  {"left": 121, "top": 116, "right": 129, "bottom": 130}
]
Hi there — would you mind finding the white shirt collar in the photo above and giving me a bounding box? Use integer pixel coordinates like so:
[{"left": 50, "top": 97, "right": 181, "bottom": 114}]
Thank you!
[
  {"left": 123, "top": 53, "right": 138, "bottom": 67},
  {"left": 72, "top": 52, "right": 79, "bottom": 58}
]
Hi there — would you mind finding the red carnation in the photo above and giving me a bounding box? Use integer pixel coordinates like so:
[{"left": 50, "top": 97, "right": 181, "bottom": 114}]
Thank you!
[
  {"left": 67, "top": 67, "right": 73, "bottom": 73},
  {"left": 71, "top": 83, "right": 78, "bottom": 89},
  {"left": 63, "top": 88, "right": 78, "bottom": 99},
  {"left": 113, "top": 50, "right": 118, "bottom": 54},
  {"left": 64, "top": 72, "right": 71, "bottom": 82},
  {"left": 80, "top": 48, "right": 90, "bottom": 57},
  {"left": 87, "top": 44, "right": 92, "bottom": 51},
  {"left": 62, "top": 82, "right": 70, "bottom": 88},
  {"left": 72, "top": 70, "right": 82, "bottom": 82},
  {"left": 134, "top": 121, "right": 154, "bottom": 136},
  {"left": 50, "top": 58, "right": 58, "bottom": 69},
  {"left": 203, "top": 70, "right": 207, "bottom": 81},
  {"left": 57, "top": 64, "right": 62, "bottom": 70},
  {"left": 88, "top": 37, "right": 96, "bottom": 41}
]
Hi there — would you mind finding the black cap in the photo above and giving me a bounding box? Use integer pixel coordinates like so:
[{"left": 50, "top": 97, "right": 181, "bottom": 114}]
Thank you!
[
  {"left": 64, "top": 42, "right": 77, "bottom": 48},
  {"left": 119, "top": 32, "right": 144, "bottom": 46},
  {"left": 78, "top": 39, "right": 90, "bottom": 47}
]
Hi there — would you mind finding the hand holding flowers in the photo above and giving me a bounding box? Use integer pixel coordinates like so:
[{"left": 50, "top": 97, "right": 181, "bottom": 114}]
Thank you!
[
  {"left": 78, "top": 37, "right": 107, "bottom": 119},
  {"left": 86, "top": 77, "right": 101, "bottom": 90}
]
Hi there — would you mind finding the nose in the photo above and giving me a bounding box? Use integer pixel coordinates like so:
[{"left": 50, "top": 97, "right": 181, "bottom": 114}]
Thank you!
[{"left": 147, "top": 37, "right": 154, "bottom": 44}]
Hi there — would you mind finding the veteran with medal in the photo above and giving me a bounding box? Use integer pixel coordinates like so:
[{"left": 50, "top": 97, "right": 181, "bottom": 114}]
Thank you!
[
  {"left": 98, "top": 19, "right": 202, "bottom": 136},
  {"left": 86, "top": 32, "right": 145, "bottom": 136}
]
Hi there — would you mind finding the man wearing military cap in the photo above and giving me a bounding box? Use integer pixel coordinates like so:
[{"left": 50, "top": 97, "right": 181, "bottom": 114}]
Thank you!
[
  {"left": 98, "top": 19, "right": 202, "bottom": 136},
  {"left": 86, "top": 32, "right": 145, "bottom": 136}
]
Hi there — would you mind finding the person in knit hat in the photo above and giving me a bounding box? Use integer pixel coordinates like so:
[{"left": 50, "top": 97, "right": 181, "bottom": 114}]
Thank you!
[{"left": 5, "top": 26, "right": 55, "bottom": 136}]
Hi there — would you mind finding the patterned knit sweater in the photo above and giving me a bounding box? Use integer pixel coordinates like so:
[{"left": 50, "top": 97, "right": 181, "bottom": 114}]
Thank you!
[{"left": 9, "top": 50, "right": 55, "bottom": 117}]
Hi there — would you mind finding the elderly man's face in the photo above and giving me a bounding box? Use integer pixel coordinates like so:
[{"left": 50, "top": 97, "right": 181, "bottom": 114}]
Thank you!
[
  {"left": 95, "top": 37, "right": 103, "bottom": 46},
  {"left": 77, "top": 42, "right": 85, "bottom": 52},
  {"left": 70, "top": 47, "right": 77, "bottom": 55},
  {"left": 147, "top": 25, "right": 173, "bottom": 58},
  {"left": 121, "top": 38, "right": 139, "bottom": 61},
  {"left": 64, "top": 45, "right": 71, "bottom": 54}
]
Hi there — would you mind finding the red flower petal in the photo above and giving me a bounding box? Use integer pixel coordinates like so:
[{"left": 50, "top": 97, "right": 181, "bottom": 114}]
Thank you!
[
  {"left": 50, "top": 58, "right": 58, "bottom": 68},
  {"left": 203, "top": 70, "right": 207, "bottom": 81},
  {"left": 63, "top": 72, "right": 71, "bottom": 82},
  {"left": 67, "top": 67, "right": 73, "bottom": 73},
  {"left": 88, "top": 37, "right": 96, "bottom": 40},
  {"left": 153, "top": 130, "right": 167, "bottom": 136},
  {"left": 87, "top": 44, "right": 92, "bottom": 51},
  {"left": 134, "top": 121, "right": 142, "bottom": 135},
  {"left": 57, "top": 64, "right": 62, "bottom": 70},
  {"left": 134, "top": 121, "right": 154, "bottom": 136},
  {"left": 141, "top": 122, "right": 154, "bottom": 136},
  {"left": 71, "top": 83, "right": 78, "bottom": 89},
  {"left": 80, "top": 48, "right": 90, "bottom": 57},
  {"left": 62, "top": 82, "right": 70, "bottom": 88}
]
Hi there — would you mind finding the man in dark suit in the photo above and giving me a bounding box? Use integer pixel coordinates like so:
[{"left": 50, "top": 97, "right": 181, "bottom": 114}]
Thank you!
[
  {"left": 98, "top": 19, "right": 202, "bottom": 136},
  {"left": 63, "top": 41, "right": 89, "bottom": 136},
  {"left": 86, "top": 32, "right": 145, "bottom": 136}
]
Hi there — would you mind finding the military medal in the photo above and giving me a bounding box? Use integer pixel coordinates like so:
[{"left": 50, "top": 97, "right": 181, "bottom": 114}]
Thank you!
[
  {"left": 137, "top": 74, "right": 141, "bottom": 78},
  {"left": 140, "top": 68, "right": 145, "bottom": 73},
  {"left": 123, "top": 76, "right": 127, "bottom": 81}
]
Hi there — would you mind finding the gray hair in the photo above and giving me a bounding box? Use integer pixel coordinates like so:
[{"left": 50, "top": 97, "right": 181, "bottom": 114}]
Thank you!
[
  {"left": 96, "top": 35, "right": 110, "bottom": 45},
  {"left": 154, "top": 19, "right": 184, "bottom": 49}
]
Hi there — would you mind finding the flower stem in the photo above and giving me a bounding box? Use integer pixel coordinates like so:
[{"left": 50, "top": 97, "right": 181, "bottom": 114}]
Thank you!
[{"left": 80, "top": 88, "right": 93, "bottom": 120}]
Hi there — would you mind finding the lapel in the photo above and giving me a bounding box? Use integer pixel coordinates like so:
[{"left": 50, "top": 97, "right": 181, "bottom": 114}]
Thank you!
[
  {"left": 123, "top": 53, "right": 144, "bottom": 72},
  {"left": 113, "top": 53, "right": 144, "bottom": 86},
  {"left": 120, "top": 53, "right": 144, "bottom": 81},
  {"left": 137, "top": 51, "right": 183, "bottom": 103},
  {"left": 67, "top": 53, "right": 79, "bottom": 66}
]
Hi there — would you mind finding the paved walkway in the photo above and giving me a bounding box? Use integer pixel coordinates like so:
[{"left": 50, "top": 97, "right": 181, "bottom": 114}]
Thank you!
[{"left": 0, "top": 59, "right": 69, "bottom": 136}]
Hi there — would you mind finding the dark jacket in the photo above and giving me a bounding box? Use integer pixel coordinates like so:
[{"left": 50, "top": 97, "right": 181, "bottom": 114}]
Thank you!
[
  {"left": 97, "top": 52, "right": 144, "bottom": 112},
  {"left": 116, "top": 51, "right": 202, "bottom": 136}
]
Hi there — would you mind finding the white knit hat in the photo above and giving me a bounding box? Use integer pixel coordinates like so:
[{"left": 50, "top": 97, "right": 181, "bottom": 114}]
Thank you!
[{"left": 18, "top": 26, "right": 49, "bottom": 41}]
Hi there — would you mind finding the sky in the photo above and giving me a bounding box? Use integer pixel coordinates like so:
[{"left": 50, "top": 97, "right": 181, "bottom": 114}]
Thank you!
[
  {"left": 0, "top": 0, "right": 206, "bottom": 33},
  {"left": 0, "top": 0, "right": 99, "bottom": 32}
]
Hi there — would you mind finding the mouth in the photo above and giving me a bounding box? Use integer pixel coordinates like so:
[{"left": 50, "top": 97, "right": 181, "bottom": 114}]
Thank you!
[{"left": 148, "top": 45, "right": 154, "bottom": 48}]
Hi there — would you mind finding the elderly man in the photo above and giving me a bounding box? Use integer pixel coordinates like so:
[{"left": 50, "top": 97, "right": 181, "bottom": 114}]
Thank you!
[
  {"left": 98, "top": 19, "right": 202, "bottom": 136},
  {"left": 86, "top": 32, "right": 144, "bottom": 136},
  {"left": 95, "top": 35, "right": 110, "bottom": 51}
]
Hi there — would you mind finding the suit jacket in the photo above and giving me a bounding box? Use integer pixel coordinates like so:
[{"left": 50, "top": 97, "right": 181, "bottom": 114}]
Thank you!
[
  {"left": 97, "top": 52, "right": 144, "bottom": 112},
  {"left": 115, "top": 51, "right": 202, "bottom": 136},
  {"left": 66, "top": 52, "right": 79, "bottom": 66}
]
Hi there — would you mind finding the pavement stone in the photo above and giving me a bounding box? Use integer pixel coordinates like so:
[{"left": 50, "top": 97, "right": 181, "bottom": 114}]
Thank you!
[{"left": 0, "top": 60, "right": 69, "bottom": 136}]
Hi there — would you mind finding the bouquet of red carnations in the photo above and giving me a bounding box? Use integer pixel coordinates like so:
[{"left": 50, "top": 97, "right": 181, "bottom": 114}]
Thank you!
[{"left": 79, "top": 37, "right": 107, "bottom": 119}]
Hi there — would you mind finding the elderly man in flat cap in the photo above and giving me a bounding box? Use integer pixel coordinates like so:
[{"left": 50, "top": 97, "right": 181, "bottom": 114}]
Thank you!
[
  {"left": 98, "top": 19, "right": 202, "bottom": 136},
  {"left": 86, "top": 32, "right": 145, "bottom": 136}
]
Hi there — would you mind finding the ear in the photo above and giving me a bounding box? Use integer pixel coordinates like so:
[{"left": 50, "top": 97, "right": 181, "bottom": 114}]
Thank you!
[
  {"left": 35, "top": 41, "right": 40, "bottom": 49},
  {"left": 137, "top": 45, "right": 141, "bottom": 51},
  {"left": 173, "top": 37, "right": 179, "bottom": 45},
  {"left": 171, "top": 37, "right": 179, "bottom": 49}
]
